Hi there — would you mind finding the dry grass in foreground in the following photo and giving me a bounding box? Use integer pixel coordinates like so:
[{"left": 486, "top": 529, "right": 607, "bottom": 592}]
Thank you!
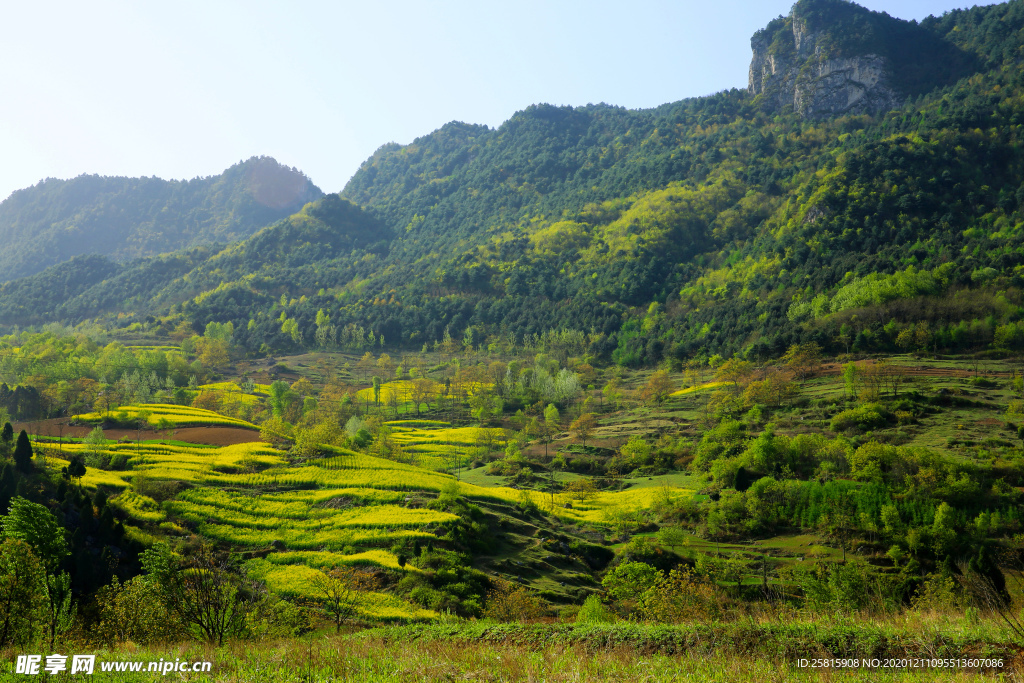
[{"left": 13, "top": 633, "right": 1019, "bottom": 683}]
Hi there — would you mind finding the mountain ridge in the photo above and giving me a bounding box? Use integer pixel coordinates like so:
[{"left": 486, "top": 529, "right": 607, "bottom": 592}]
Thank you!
[
  {"left": 0, "top": 156, "right": 323, "bottom": 282},
  {"left": 2, "top": 0, "right": 1024, "bottom": 366}
]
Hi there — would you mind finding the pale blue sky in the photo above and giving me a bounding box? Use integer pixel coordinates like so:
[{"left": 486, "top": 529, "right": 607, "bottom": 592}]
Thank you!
[{"left": 0, "top": 1, "right": 997, "bottom": 201}]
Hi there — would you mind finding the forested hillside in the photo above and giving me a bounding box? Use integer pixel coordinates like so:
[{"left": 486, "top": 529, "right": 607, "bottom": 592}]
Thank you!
[
  {"left": 2, "top": 0, "right": 1024, "bottom": 370},
  {"left": 0, "top": 156, "right": 322, "bottom": 282}
]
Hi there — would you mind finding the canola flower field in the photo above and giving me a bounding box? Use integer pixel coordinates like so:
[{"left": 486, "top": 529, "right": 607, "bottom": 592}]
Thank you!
[
  {"left": 37, "top": 416, "right": 694, "bottom": 622},
  {"left": 355, "top": 380, "right": 494, "bottom": 408},
  {"left": 385, "top": 422, "right": 498, "bottom": 472},
  {"left": 73, "top": 403, "right": 258, "bottom": 429},
  {"left": 244, "top": 559, "right": 437, "bottom": 621},
  {"left": 669, "top": 381, "right": 729, "bottom": 397}
]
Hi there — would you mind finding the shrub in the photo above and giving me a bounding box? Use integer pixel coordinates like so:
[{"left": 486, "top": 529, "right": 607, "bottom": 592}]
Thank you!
[
  {"left": 830, "top": 403, "right": 890, "bottom": 433},
  {"left": 482, "top": 579, "right": 543, "bottom": 622},
  {"left": 575, "top": 595, "right": 615, "bottom": 623}
]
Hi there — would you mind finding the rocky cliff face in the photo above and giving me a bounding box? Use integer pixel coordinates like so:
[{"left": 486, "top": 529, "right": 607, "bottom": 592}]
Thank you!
[{"left": 749, "top": 8, "right": 901, "bottom": 119}]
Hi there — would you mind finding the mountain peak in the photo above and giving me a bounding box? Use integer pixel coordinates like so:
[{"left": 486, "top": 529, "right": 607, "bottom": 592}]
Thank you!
[{"left": 749, "top": 0, "right": 976, "bottom": 118}]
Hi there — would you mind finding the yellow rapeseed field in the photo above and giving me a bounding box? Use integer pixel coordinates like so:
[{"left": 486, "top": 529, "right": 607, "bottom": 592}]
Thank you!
[{"left": 74, "top": 403, "right": 257, "bottom": 429}]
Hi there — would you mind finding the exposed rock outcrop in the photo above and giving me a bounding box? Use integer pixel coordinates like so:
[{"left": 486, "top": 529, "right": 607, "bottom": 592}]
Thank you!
[{"left": 749, "top": 7, "right": 901, "bottom": 119}]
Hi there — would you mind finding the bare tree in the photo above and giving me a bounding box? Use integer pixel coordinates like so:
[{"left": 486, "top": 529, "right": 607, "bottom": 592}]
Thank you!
[
  {"left": 309, "top": 566, "right": 377, "bottom": 633},
  {"left": 958, "top": 560, "right": 1023, "bottom": 643},
  {"left": 164, "top": 547, "right": 257, "bottom": 646}
]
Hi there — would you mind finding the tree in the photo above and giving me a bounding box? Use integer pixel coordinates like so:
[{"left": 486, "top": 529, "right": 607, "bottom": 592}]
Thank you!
[
  {"left": 372, "top": 376, "right": 382, "bottom": 408},
  {"left": 267, "top": 380, "right": 293, "bottom": 418},
  {"left": 602, "top": 561, "right": 660, "bottom": 613},
  {"left": 0, "top": 423, "right": 12, "bottom": 457},
  {"left": 602, "top": 379, "right": 623, "bottom": 409},
  {"left": 95, "top": 575, "right": 179, "bottom": 645},
  {"left": 542, "top": 403, "right": 560, "bottom": 458},
  {"left": 715, "top": 359, "right": 753, "bottom": 394},
  {"left": 308, "top": 566, "right": 375, "bottom": 633},
  {"left": 65, "top": 455, "right": 86, "bottom": 486},
  {"left": 13, "top": 430, "right": 31, "bottom": 473},
  {"left": 782, "top": 342, "right": 822, "bottom": 383},
  {"left": 356, "top": 352, "right": 376, "bottom": 381},
  {"left": 196, "top": 338, "right": 229, "bottom": 369},
  {"left": 842, "top": 363, "right": 858, "bottom": 400},
  {"left": 617, "top": 435, "right": 653, "bottom": 471},
  {"left": 657, "top": 526, "right": 687, "bottom": 552},
  {"left": 640, "top": 369, "right": 674, "bottom": 405},
  {"left": 2, "top": 497, "right": 68, "bottom": 571},
  {"left": 157, "top": 546, "right": 256, "bottom": 646},
  {"left": 932, "top": 502, "right": 958, "bottom": 558},
  {"left": 411, "top": 377, "right": 433, "bottom": 415},
  {"left": 43, "top": 571, "right": 75, "bottom": 650},
  {"left": 1, "top": 499, "right": 69, "bottom": 649},
  {"left": 570, "top": 413, "right": 596, "bottom": 448},
  {"left": 0, "top": 538, "right": 45, "bottom": 647},
  {"left": 259, "top": 416, "right": 294, "bottom": 447},
  {"left": 293, "top": 420, "right": 343, "bottom": 458},
  {"left": 482, "top": 578, "right": 543, "bottom": 622}
]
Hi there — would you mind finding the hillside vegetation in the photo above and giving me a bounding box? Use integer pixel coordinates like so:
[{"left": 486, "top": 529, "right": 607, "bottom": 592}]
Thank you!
[
  {"left": 1, "top": 4, "right": 1023, "bottom": 371},
  {"left": 0, "top": 156, "right": 321, "bottom": 283}
]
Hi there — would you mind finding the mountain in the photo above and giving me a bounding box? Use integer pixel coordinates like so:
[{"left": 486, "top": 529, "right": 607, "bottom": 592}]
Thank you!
[
  {"left": 2, "top": 0, "right": 1024, "bottom": 366},
  {"left": 749, "top": 0, "right": 980, "bottom": 117},
  {"left": 0, "top": 156, "right": 323, "bottom": 282}
]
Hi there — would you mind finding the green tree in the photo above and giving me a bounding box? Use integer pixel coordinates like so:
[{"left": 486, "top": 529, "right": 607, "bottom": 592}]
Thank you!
[
  {"left": 542, "top": 403, "right": 560, "bottom": 458},
  {"left": 150, "top": 545, "right": 256, "bottom": 646},
  {"left": 842, "top": 362, "right": 858, "bottom": 400},
  {"left": 0, "top": 423, "right": 12, "bottom": 457},
  {"left": 617, "top": 435, "right": 653, "bottom": 471},
  {"left": 602, "top": 561, "right": 660, "bottom": 613},
  {"left": 932, "top": 502, "right": 958, "bottom": 558},
  {"left": 657, "top": 526, "right": 687, "bottom": 552},
  {"left": 0, "top": 538, "right": 45, "bottom": 647},
  {"left": 95, "top": 575, "right": 179, "bottom": 645},
  {"left": 372, "top": 376, "right": 382, "bottom": 408},
  {"left": 482, "top": 578, "right": 543, "bottom": 622},
  {"left": 2, "top": 497, "right": 68, "bottom": 570},
  {"left": 13, "top": 431, "right": 32, "bottom": 473},
  {"left": 43, "top": 571, "right": 75, "bottom": 649},
  {"left": 267, "top": 380, "right": 293, "bottom": 418},
  {"left": 66, "top": 455, "right": 86, "bottom": 485}
]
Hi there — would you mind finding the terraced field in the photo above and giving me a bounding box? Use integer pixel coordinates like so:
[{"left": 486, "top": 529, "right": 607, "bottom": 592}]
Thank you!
[
  {"left": 355, "top": 380, "right": 495, "bottom": 411},
  {"left": 74, "top": 403, "right": 258, "bottom": 429},
  {"left": 386, "top": 421, "right": 500, "bottom": 471},
  {"left": 40, "top": 418, "right": 695, "bottom": 622}
]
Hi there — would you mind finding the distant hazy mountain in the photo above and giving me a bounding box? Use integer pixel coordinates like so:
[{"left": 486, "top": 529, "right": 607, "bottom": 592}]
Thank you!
[{"left": 0, "top": 156, "right": 323, "bottom": 282}]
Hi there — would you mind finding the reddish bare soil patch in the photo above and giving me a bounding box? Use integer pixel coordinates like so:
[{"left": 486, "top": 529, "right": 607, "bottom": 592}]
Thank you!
[
  {"left": 163, "top": 426, "right": 263, "bottom": 446},
  {"left": 13, "top": 419, "right": 92, "bottom": 438},
  {"left": 17, "top": 419, "right": 262, "bottom": 446}
]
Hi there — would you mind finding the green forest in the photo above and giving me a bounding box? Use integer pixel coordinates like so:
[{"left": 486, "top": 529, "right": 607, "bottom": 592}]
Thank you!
[{"left": 0, "top": 0, "right": 1023, "bottom": 680}]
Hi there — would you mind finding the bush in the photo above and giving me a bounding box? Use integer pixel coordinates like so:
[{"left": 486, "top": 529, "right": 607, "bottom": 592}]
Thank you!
[
  {"left": 575, "top": 595, "right": 615, "bottom": 623},
  {"left": 830, "top": 403, "right": 890, "bottom": 433},
  {"left": 482, "top": 579, "right": 544, "bottom": 622}
]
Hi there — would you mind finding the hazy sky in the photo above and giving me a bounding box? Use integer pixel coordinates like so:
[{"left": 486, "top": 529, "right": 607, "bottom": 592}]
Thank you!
[{"left": 0, "top": 0, "right": 997, "bottom": 201}]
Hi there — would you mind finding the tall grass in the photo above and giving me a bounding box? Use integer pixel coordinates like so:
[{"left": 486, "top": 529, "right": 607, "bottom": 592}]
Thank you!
[{"left": 25, "top": 631, "right": 1009, "bottom": 682}]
